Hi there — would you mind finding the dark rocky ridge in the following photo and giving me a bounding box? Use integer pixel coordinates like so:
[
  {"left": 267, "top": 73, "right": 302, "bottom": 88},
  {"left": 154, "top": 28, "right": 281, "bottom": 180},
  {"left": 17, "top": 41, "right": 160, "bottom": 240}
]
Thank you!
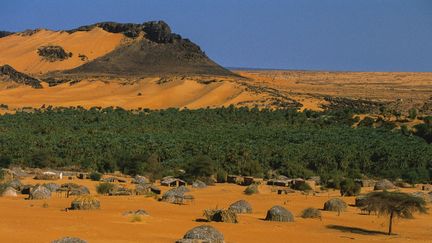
[
  {"left": 0, "top": 65, "right": 42, "bottom": 88},
  {"left": 64, "top": 21, "right": 236, "bottom": 77},
  {"left": 0, "top": 31, "right": 14, "bottom": 38}
]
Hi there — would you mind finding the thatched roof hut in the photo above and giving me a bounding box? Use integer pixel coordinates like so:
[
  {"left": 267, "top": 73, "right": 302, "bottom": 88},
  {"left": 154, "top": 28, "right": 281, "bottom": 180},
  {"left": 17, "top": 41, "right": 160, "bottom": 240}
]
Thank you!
[
  {"left": 203, "top": 209, "right": 238, "bottom": 223},
  {"left": 51, "top": 236, "right": 87, "bottom": 243},
  {"left": 34, "top": 172, "right": 59, "bottom": 180},
  {"left": 131, "top": 175, "right": 149, "bottom": 184},
  {"left": 135, "top": 183, "right": 151, "bottom": 195},
  {"left": 1, "top": 187, "right": 18, "bottom": 197},
  {"left": 411, "top": 192, "right": 432, "bottom": 203},
  {"left": 265, "top": 205, "right": 294, "bottom": 222},
  {"left": 228, "top": 200, "right": 252, "bottom": 214},
  {"left": 161, "top": 186, "right": 191, "bottom": 204},
  {"left": 192, "top": 180, "right": 207, "bottom": 189},
  {"left": 355, "top": 179, "right": 376, "bottom": 188},
  {"left": 355, "top": 195, "right": 367, "bottom": 207},
  {"left": 70, "top": 195, "right": 100, "bottom": 210},
  {"left": 20, "top": 185, "right": 33, "bottom": 195},
  {"left": 177, "top": 225, "right": 224, "bottom": 243},
  {"left": 8, "top": 179, "right": 22, "bottom": 191},
  {"left": 323, "top": 198, "right": 347, "bottom": 212},
  {"left": 29, "top": 185, "right": 51, "bottom": 200},
  {"left": 161, "top": 177, "right": 186, "bottom": 187},
  {"left": 101, "top": 177, "right": 126, "bottom": 183},
  {"left": 300, "top": 207, "right": 321, "bottom": 219},
  {"left": 150, "top": 185, "right": 161, "bottom": 195},
  {"left": 43, "top": 183, "right": 60, "bottom": 192},
  {"left": 374, "top": 179, "right": 396, "bottom": 190},
  {"left": 109, "top": 186, "right": 132, "bottom": 196}
]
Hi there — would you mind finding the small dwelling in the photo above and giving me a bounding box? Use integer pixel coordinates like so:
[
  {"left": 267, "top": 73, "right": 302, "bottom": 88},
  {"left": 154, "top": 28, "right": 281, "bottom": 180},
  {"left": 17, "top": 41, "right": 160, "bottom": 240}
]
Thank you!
[
  {"left": 77, "top": 173, "right": 89, "bottom": 179},
  {"left": 243, "top": 176, "right": 255, "bottom": 186},
  {"left": 160, "top": 177, "right": 186, "bottom": 187},
  {"left": 227, "top": 175, "right": 242, "bottom": 184},
  {"left": 267, "top": 179, "right": 292, "bottom": 187}
]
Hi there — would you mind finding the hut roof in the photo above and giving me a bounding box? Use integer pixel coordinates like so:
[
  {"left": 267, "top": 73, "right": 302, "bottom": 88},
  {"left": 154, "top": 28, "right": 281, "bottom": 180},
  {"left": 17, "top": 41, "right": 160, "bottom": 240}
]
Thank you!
[
  {"left": 51, "top": 237, "right": 87, "bottom": 243},
  {"left": 265, "top": 205, "right": 294, "bottom": 222},
  {"left": 179, "top": 225, "right": 224, "bottom": 243},
  {"left": 1, "top": 187, "right": 18, "bottom": 197},
  {"left": 70, "top": 195, "right": 100, "bottom": 210},
  {"left": 323, "top": 198, "right": 347, "bottom": 212},
  {"left": 374, "top": 179, "right": 396, "bottom": 190},
  {"left": 30, "top": 185, "right": 51, "bottom": 200},
  {"left": 228, "top": 200, "right": 252, "bottom": 214}
]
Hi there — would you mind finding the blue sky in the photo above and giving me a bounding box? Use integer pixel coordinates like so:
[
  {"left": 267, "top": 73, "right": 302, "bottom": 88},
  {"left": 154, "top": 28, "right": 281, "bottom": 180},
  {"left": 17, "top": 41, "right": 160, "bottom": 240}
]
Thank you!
[{"left": 2, "top": 0, "right": 432, "bottom": 71}]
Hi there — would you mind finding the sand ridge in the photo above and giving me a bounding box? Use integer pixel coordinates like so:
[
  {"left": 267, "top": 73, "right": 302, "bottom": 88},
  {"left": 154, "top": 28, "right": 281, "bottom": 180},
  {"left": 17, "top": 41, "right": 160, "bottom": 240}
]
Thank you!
[{"left": 0, "top": 28, "right": 125, "bottom": 75}]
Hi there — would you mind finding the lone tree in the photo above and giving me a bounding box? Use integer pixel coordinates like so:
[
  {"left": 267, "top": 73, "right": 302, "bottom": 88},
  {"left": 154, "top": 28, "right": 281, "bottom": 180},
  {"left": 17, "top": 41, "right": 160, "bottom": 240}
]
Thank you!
[{"left": 359, "top": 191, "right": 427, "bottom": 235}]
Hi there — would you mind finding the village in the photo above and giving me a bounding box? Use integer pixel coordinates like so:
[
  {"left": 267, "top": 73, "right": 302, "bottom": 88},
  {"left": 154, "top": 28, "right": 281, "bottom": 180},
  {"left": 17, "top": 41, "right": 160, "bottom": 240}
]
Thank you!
[{"left": 0, "top": 167, "right": 431, "bottom": 242}]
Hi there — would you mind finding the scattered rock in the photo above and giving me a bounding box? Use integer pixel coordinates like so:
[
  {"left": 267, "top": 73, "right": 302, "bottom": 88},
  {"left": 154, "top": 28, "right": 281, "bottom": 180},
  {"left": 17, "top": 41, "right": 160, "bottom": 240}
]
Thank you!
[
  {"left": 37, "top": 45, "right": 72, "bottom": 62},
  {"left": 0, "top": 65, "right": 42, "bottom": 88}
]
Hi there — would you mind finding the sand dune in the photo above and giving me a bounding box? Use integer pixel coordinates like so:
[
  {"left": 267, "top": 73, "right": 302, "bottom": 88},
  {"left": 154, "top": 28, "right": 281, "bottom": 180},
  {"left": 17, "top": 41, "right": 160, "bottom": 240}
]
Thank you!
[
  {"left": 0, "top": 78, "right": 268, "bottom": 110},
  {"left": 0, "top": 28, "right": 124, "bottom": 75}
]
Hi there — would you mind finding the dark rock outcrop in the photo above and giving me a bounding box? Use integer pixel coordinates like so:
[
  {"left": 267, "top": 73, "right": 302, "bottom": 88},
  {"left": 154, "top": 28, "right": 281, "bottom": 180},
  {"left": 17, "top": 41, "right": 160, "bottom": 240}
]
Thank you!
[
  {"left": 0, "top": 65, "right": 42, "bottom": 88},
  {"left": 63, "top": 21, "right": 235, "bottom": 77},
  {"left": 37, "top": 45, "right": 72, "bottom": 62},
  {"left": 0, "top": 31, "right": 14, "bottom": 38}
]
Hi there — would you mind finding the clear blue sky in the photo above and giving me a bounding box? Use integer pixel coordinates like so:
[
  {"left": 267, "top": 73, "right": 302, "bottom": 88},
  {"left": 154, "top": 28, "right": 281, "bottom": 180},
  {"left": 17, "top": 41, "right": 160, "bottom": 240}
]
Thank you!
[{"left": 2, "top": 0, "right": 432, "bottom": 71}]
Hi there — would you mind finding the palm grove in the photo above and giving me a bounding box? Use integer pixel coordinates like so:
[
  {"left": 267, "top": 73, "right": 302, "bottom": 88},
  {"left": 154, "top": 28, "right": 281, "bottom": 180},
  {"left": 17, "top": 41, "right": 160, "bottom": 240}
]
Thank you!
[{"left": 0, "top": 106, "right": 431, "bottom": 185}]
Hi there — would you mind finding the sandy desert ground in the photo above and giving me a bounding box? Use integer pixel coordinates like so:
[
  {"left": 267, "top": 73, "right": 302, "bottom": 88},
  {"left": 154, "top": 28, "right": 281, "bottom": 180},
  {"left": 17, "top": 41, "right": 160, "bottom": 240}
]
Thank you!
[{"left": 0, "top": 177, "right": 430, "bottom": 243}]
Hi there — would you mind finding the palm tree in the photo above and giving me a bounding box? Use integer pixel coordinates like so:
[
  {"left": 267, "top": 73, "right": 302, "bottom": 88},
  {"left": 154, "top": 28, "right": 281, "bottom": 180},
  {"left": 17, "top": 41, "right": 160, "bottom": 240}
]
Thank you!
[{"left": 359, "top": 191, "right": 427, "bottom": 235}]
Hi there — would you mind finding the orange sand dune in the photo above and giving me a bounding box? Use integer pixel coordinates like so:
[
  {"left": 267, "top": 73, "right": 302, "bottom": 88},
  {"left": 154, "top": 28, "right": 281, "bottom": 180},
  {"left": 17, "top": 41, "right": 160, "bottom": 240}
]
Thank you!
[
  {"left": 0, "top": 28, "right": 124, "bottom": 75},
  {"left": 0, "top": 78, "right": 266, "bottom": 110},
  {"left": 0, "top": 177, "right": 430, "bottom": 243}
]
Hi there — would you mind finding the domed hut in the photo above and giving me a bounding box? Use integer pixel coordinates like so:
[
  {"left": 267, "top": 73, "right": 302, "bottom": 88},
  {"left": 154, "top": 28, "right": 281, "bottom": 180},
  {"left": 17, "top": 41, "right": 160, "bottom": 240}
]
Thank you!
[
  {"left": 8, "top": 179, "right": 22, "bottom": 191},
  {"left": 177, "top": 225, "right": 224, "bottom": 243},
  {"left": 374, "top": 179, "right": 396, "bottom": 190},
  {"left": 192, "top": 180, "right": 207, "bottom": 189},
  {"left": 300, "top": 207, "right": 321, "bottom": 219},
  {"left": 43, "top": 183, "right": 60, "bottom": 192},
  {"left": 1, "top": 187, "right": 18, "bottom": 197},
  {"left": 265, "top": 205, "right": 294, "bottom": 222},
  {"left": 228, "top": 200, "right": 252, "bottom": 214},
  {"left": 51, "top": 237, "right": 87, "bottom": 243},
  {"left": 323, "top": 198, "right": 347, "bottom": 212},
  {"left": 29, "top": 185, "right": 51, "bottom": 200},
  {"left": 70, "top": 195, "right": 100, "bottom": 210}
]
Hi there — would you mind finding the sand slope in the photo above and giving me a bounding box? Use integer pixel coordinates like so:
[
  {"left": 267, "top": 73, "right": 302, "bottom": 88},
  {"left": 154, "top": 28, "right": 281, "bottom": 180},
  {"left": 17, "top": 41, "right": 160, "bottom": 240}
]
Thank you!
[
  {"left": 0, "top": 78, "right": 264, "bottom": 110},
  {"left": 0, "top": 28, "right": 124, "bottom": 75}
]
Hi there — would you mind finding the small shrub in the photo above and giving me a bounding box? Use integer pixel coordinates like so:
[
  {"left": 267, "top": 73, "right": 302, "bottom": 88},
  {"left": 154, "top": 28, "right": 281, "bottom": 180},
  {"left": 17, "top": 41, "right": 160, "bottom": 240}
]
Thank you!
[
  {"left": 340, "top": 178, "right": 361, "bottom": 196},
  {"left": 42, "top": 202, "right": 49, "bottom": 208},
  {"left": 130, "top": 215, "right": 142, "bottom": 222},
  {"left": 96, "top": 182, "right": 115, "bottom": 195},
  {"left": 216, "top": 169, "right": 227, "bottom": 183},
  {"left": 301, "top": 207, "right": 321, "bottom": 219},
  {"left": 244, "top": 184, "right": 259, "bottom": 195},
  {"left": 90, "top": 172, "right": 102, "bottom": 181},
  {"left": 292, "top": 182, "right": 312, "bottom": 191}
]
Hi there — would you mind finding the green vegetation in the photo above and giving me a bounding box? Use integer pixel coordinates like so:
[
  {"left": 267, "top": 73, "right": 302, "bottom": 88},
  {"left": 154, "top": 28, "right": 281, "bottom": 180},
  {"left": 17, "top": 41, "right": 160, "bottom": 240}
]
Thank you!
[
  {"left": 359, "top": 191, "right": 427, "bottom": 235},
  {"left": 90, "top": 172, "right": 102, "bottom": 181},
  {"left": 291, "top": 182, "right": 312, "bottom": 191},
  {"left": 96, "top": 182, "right": 115, "bottom": 195},
  {"left": 339, "top": 178, "right": 361, "bottom": 196},
  {"left": 0, "top": 107, "right": 430, "bottom": 183}
]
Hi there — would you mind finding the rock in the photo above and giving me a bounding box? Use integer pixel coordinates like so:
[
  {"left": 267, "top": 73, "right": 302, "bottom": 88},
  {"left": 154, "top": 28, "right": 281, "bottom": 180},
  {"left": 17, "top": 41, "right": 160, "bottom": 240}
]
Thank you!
[
  {"left": 37, "top": 45, "right": 72, "bottom": 62},
  {"left": 70, "top": 195, "right": 100, "bottom": 210},
  {"left": 0, "top": 65, "right": 42, "bottom": 88},
  {"left": 51, "top": 237, "right": 87, "bottom": 243},
  {"left": 29, "top": 185, "right": 51, "bottom": 200},
  {"left": 228, "top": 200, "right": 252, "bottom": 214},
  {"left": 323, "top": 198, "right": 347, "bottom": 212},
  {"left": 178, "top": 225, "right": 224, "bottom": 243},
  {"left": 374, "top": 179, "right": 396, "bottom": 190}
]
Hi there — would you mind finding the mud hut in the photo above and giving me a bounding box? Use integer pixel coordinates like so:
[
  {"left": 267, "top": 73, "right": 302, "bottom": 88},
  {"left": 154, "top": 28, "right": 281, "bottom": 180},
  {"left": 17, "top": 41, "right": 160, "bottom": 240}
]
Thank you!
[
  {"left": 29, "top": 185, "right": 51, "bottom": 200},
  {"left": 265, "top": 205, "right": 294, "bottom": 222},
  {"left": 228, "top": 200, "right": 252, "bottom": 214},
  {"left": 243, "top": 176, "right": 255, "bottom": 186},
  {"left": 52, "top": 237, "right": 87, "bottom": 243},
  {"left": 177, "top": 225, "right": 224, "bottom": 243},
  {"left": 1, "top": 187, "right": 18, "bottom": 197},
  {"left": 374, "top": 179, "right": 396, "bottom": 190},
  {"left": 70, "top": 195, "right": 100, "bottom": 210},
  {"left": 192, "top": 180, "right": 207, "bottom": 188},
  {"left": 323, "top": 198, "right": 347, "bottom": 212},
  {"left": 227, "top": 175, "right": 242, "bottom": 184}
]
